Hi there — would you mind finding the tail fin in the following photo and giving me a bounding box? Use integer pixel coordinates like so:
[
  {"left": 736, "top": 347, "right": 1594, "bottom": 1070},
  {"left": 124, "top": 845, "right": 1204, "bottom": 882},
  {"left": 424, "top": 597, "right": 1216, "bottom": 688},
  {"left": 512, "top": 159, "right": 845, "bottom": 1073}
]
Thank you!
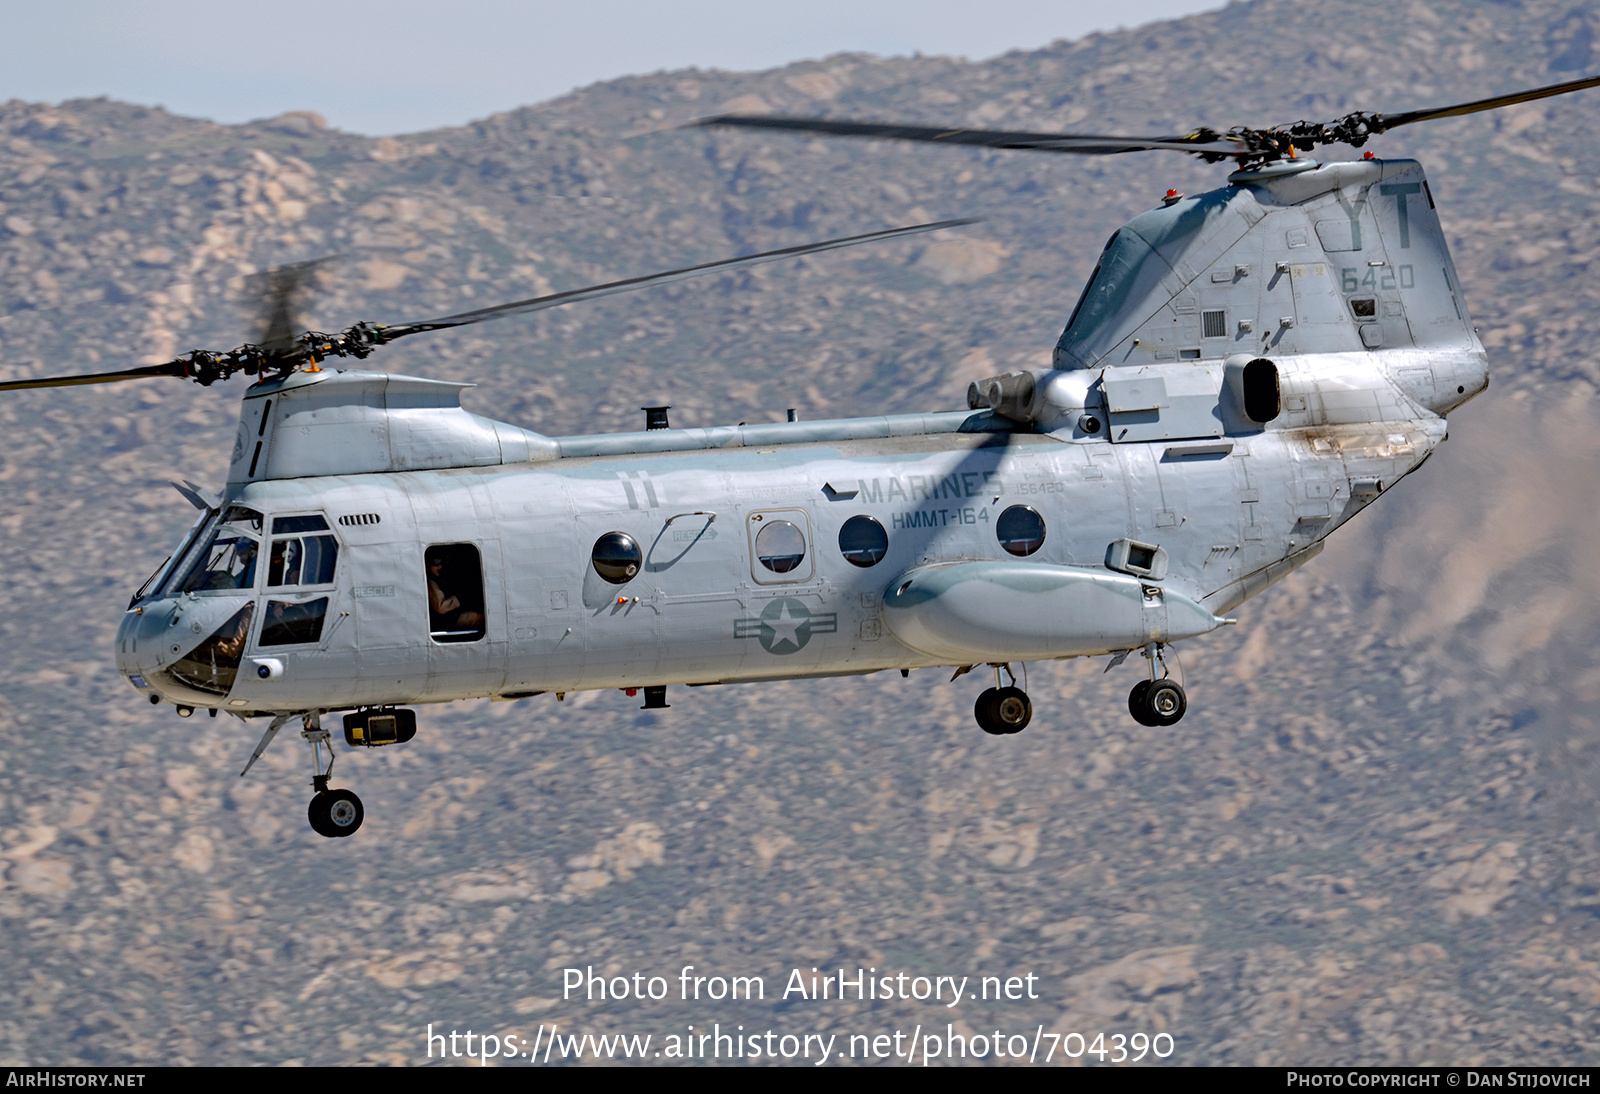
[{"left": 1054, "top": 159, "right": 1477, "bottom": 369}]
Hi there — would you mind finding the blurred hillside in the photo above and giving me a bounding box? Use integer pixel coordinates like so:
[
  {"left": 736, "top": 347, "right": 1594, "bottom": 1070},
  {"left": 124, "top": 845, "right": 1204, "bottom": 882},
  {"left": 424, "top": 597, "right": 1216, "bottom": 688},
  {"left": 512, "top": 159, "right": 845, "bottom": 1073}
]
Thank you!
[{"left": 1, "top": 0, "right": 1599, "bottom": 1066}]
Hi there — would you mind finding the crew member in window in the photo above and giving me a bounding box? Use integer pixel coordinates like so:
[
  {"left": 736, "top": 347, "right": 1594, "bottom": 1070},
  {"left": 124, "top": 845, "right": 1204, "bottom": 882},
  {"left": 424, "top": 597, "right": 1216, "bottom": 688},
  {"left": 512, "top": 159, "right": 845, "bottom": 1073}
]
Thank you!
[
  {"left": 194, "top": 537, "right": 257, "bottom": 592},
  {"left": 427, "top": 551, "right": 484, "bottom": 632}
]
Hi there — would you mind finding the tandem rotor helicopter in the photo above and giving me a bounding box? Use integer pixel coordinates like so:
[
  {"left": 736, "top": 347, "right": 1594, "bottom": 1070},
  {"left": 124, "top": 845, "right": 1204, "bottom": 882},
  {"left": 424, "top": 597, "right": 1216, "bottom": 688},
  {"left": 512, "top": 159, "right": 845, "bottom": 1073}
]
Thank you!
[{"left": 4, "top": 74, "right": 1595, "bottom": 838}]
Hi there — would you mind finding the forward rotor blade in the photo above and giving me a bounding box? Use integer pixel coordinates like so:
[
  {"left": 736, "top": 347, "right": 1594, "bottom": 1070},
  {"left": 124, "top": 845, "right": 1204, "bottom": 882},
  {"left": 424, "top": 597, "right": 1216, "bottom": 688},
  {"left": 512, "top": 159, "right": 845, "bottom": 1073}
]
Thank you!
[
  {"left": 1377, "top": 72, "right": 1600, "bottom": 130},
  {"left": 693, "top": 115, "right": 1239, "bottom": 157},
  {"left": 0, "top": 361, "right": 190, "bottom": 392},
  {"left": 0, "top": 220, "right": 976, "bottom": 393},
  {"left": 383, "top": 218, "right": 977, "bottom": 339}
]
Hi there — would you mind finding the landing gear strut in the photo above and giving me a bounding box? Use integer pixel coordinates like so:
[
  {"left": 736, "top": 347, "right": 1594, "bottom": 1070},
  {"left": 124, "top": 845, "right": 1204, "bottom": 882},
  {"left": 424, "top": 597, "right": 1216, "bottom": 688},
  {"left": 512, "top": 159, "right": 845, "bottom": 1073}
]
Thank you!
[
  {"left": 974, "top": 663, "right": 1032, "bottom": 735},
  {"left": 239, "top": 710, "right": 366, "bottom": 838},
  {"left": 301, "top": 713, "right": 364, "bottom": 838},
  {"left": 1128, "top": 643, "right": 1187, "bottom": 727}
]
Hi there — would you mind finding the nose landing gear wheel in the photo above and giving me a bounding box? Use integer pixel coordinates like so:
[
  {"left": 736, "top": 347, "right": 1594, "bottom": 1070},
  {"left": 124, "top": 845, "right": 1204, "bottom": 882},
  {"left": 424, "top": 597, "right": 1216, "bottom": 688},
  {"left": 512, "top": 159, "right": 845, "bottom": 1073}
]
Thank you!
[
  {"left": 975, "top": 686, "right": 1032, "bottom": 735},
  {"left": 308, "top": 788, "right": 364, "bottom": 838}
]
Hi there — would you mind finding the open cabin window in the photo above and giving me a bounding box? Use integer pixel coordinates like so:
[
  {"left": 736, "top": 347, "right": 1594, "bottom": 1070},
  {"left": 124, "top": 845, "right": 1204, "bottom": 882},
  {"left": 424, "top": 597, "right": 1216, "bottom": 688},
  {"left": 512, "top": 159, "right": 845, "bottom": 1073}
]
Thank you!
[
  {"left": 266, "top": 514, "right": 338, "bottom": 588},
  {"left": 426, "top": 543, "right": 486, "bottom": 643}
]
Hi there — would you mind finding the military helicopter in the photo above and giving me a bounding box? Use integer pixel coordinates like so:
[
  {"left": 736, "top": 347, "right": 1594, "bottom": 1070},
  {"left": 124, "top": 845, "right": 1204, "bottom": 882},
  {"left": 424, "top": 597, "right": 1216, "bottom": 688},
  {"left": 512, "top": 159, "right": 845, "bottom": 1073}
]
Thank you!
[{"left": 3, "top": 74, "right": 1594, "bottom": 839}]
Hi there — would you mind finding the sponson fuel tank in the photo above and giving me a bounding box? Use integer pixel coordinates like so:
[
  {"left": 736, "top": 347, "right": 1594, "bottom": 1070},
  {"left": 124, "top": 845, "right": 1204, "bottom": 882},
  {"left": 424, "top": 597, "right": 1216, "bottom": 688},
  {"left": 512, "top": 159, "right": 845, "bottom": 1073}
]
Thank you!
[{"left": 880, "top": 561, "right": 1227, "bottom": 663}]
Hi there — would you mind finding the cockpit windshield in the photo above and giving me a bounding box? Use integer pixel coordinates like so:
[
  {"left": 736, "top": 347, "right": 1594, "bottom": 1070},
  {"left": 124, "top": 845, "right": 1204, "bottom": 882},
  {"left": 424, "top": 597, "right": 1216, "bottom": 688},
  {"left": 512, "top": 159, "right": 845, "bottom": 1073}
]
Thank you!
[
  {"left": 174, "top": 507, "right": 263, "bottom": 594},
  {"left": 134, "top": 509, "right": 210, "bottom": 605}
]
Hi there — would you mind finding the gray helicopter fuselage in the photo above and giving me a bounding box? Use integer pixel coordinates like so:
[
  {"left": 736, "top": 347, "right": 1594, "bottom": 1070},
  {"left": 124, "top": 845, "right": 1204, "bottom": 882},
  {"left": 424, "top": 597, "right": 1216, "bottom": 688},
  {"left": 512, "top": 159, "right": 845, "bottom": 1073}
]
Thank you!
[{"left": 115, "top": 157, "right": 1488, "bottom": 716}]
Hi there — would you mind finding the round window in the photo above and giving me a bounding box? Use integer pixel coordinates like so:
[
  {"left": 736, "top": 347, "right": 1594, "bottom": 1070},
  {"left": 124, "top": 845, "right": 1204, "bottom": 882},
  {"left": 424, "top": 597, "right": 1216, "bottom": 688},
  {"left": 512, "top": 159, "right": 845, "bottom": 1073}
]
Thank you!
[
  {"left": 754, "top": 519, "right": 806, "bottom": 574},
  {"left": 838, "top": 515, "right": 888, "bottom": 567},
  {"left": 996, "top": 505, "right": 1045, "bottom": 557},
  {"left": 591, "top": 531, "right": 642, "bottom": 584}
]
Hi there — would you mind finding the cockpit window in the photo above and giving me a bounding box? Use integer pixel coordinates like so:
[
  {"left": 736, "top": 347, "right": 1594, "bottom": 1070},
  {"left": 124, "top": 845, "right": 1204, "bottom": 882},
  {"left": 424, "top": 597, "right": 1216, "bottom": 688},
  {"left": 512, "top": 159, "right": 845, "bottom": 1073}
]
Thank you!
[
  {"left": 272, "top": 514, "right": 329, "bottom": 534},
  {"left": 260, "top": 597, "right": 330, "bottom": 646},
  {"left": 139, "top": 510, "right": 210, "bottom": 604},
  {"left": 175, "top": 508, "right": 262, "bottom": 593},
  {"left": 159, "top": 603, "right": 255, "bottom": 696},
  {"left": 133, "top": 557, "right": 170, "bottom": 605},
  {"left": 222, "top": 506, "right": 263, "bottom": 534},
  {"left": 267, "top": 529, "right": 338, "bottom": 588}
]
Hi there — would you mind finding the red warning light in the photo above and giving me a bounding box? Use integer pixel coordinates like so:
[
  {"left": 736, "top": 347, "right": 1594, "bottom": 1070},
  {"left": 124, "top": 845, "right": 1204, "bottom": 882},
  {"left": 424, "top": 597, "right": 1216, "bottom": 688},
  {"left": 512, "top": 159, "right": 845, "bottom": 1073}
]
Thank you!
[{"left": 1362, "top": 150, "right": 1376, "bottom": 160}]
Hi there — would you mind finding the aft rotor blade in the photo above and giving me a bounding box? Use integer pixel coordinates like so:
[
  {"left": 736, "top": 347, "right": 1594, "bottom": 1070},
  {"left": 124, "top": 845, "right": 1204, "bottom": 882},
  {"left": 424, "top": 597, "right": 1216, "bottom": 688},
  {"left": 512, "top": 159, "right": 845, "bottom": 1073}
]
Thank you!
[
  {"left": 693, "top": 115, "right": 1239, "bottom": 157},
  {"left": 1377, "top": 72, "right": 1600, "bottom": 130},
  {"left": 0, "top": 361, "right": 191, "bottom": 392},
  {"left": 251, "top": 257, "right": 333, "bottom": 353},
  {"left": 384, "top": 218, "right": 977, "bottom": 339}
]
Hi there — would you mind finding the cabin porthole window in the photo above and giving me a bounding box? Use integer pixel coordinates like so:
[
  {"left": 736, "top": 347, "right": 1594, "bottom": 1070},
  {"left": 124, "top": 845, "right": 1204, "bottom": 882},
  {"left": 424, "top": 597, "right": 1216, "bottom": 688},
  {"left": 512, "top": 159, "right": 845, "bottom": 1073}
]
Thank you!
[
  {"left": 755, "top": 520, "right": 807, "bottom": 574},
  {"left": 996, "top": 506, "right": 1046, "bottom": 557},
  {"left": 591, "top": 532, "right": 642, "bottom": 584},
  {"left": 838, "top": 515, "right": 888, "bottom": 568}
]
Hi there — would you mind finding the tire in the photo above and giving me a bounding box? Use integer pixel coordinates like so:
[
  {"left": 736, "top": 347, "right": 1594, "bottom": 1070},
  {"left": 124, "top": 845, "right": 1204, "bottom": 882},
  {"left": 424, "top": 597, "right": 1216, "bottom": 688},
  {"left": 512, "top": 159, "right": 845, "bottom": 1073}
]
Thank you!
[
  {"left": 308, "top": 788, "right": 364, "bottom": 838},
  {"left": 321, "top": 788, "right": 365, "bottom": 837},
  {"left": 307, "top": 792, "right": 335, "bottom": 838},
  {"left": 991, "top": 686, "right": 1032, "bottom": 733},
  {"left": 1145, "top": 680, "right": 1187, "bottom": 726},
  {"left": 1128, "top": 680, "right": 1156, "bottom": 726},
  {"left": 974, "top": 688, "right": 1006, "bottom": 735}
]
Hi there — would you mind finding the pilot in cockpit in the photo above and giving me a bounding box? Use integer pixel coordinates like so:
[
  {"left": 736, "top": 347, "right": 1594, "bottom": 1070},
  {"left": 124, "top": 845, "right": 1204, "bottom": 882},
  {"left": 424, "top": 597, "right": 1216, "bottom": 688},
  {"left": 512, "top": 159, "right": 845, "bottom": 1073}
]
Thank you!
[{"left": 192, "top": 535, "right": 257, "bottom": 592}]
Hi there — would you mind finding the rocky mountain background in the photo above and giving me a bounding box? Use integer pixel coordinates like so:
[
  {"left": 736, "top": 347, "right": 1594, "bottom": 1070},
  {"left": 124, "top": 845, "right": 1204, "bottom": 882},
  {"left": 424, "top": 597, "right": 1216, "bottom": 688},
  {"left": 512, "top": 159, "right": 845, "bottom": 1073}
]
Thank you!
[{"left": 2, "top": 0, "right": 1599, "bottom": 1066}]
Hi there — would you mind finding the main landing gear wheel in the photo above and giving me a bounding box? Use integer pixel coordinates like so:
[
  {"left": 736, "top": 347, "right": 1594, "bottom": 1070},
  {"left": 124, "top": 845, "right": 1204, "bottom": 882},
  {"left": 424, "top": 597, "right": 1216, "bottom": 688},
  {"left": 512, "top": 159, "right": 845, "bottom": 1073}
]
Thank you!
[
  {"left": 1129, "top": 680, "right": 1155, "bottom": 726},
  {"left": 308, "top": 788, "right": 364, "bottom": 838},
  {"left": 295, "top": 712, "right": 364, "bottom": 838},
  {"left": 975, "top": 686, "right": 1032, "bottom": 735},
  {"left": 1130, "top": 679, "right": 1187, "bottom": 727}
]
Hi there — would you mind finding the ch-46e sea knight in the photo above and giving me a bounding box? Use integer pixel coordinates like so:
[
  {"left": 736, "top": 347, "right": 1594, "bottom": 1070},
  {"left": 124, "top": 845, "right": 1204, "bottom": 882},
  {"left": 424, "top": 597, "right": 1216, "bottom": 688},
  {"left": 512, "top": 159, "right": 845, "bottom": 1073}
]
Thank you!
[{"left": 4, "top": 75, "right": 1593, "bottom": 837}]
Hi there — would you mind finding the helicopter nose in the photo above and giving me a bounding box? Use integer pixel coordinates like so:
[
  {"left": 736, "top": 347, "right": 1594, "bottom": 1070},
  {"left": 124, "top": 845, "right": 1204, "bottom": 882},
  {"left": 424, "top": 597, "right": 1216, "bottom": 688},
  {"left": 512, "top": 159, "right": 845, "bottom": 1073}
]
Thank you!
[{"left": 117, "top": 595, "right": 255, "bottom": 705}]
